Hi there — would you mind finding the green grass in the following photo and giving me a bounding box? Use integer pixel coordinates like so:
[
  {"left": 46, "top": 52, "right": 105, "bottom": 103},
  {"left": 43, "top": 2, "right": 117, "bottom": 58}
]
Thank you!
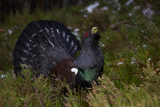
[{"left": 0, "top": 1, "right": 160, "bottom": 106}]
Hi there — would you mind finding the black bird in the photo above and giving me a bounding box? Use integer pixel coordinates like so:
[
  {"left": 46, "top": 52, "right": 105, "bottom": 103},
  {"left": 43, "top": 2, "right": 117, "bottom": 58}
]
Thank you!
[{"left": 13, "top": 20, "right": 104, "bottom": 88}]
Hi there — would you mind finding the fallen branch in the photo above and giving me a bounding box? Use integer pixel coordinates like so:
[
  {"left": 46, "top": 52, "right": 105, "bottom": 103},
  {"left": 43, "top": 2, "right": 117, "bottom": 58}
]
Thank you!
[
  {"left": 0, "top": 29, "right": 5, "bottom": 32},
  {"left": 110, "top": 20, "right": 130, "bottom": 29}
]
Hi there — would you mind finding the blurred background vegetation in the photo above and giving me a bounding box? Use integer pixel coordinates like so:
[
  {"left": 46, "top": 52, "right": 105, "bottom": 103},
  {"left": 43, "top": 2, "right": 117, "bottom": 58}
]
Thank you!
[
  {"left": 0, "top": 0, "right": 160, "bottom": 106},
  {"left": 0, "top": 0, "right": 160, "bottom": 22}
]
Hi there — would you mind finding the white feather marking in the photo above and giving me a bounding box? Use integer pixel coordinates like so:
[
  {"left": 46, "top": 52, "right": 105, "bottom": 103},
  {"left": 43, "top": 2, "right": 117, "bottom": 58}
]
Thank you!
[
  {"left": 66, "top": 38, "right": 69, "bottom": 42},
  {"left": 63, "top": 31, "right": 65, "bottom": 37},
  {"left": 57, "top": 29, "right": 59, "bottom": 35},
  {"left": 21, "top": 57, "right": 27, "bottom": 62},
  {"left": 26, "top": 43, "right": 30, "bottom": 47},
  {"left": 23, "top": 49, "right": 29, "bottom": 54},
  {"left": 33, "top": 45, "right": 37, "bottom": 47},
  {"left": 48, "top": 40, "right": 54, "bottom": 48},
  {"left": 71, "top": 41, "right": 74, "bottom": 46},
  {"left": 29, "top": 39, "right": 32, "bottom": 42},
  {"left": 32, "top": 33, "right": 36, "bottom": 38},
  {"left": 45, "top": 27, "right": 49, "bottom": 32},
  {"left": 71, "top": 68, "right": 78, "bottom": 75},
  {"left": 29, "top": 60, "right": 33, "bottom": 63},
  {"left": 39, "top": 30, "right": 43, "bottom": 32}
]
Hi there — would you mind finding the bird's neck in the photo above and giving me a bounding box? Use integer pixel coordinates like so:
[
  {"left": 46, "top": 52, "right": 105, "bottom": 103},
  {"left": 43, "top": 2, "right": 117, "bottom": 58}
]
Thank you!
[
  {"left": 74, "top": 45, "right": 103, "bottom": 82},
  {"left": 74, "top": 45, "right": 101, "bottom": 68}
]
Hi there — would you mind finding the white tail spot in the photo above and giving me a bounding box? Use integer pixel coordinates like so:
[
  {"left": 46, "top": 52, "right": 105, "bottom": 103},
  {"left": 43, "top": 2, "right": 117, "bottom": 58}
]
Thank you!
[{"left": 71, "top": 68, "right": 78, "bottom": 75}]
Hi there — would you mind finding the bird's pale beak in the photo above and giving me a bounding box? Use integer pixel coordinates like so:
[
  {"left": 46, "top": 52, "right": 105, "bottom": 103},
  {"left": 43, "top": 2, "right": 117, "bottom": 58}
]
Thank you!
[{"left": 92, "top": 27, "right": 98, "bottom": 35}]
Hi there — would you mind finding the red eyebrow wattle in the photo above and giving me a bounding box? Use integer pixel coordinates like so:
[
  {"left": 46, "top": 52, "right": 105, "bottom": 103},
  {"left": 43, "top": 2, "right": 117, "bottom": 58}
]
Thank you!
[{"left": 85, "top": 33, "right": 89, "bottom": 37}]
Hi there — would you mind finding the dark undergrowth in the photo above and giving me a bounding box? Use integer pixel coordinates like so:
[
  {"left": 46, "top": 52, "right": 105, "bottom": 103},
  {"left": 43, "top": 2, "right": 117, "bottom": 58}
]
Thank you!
[{"left": 0, "top": 0, "right": 160, "bottom": 106}]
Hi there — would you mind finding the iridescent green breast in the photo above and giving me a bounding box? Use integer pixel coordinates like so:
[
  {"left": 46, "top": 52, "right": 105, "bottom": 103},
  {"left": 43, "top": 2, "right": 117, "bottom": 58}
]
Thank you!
[{"left": 79, "top": 67, "right": 101, "bottom": 82}]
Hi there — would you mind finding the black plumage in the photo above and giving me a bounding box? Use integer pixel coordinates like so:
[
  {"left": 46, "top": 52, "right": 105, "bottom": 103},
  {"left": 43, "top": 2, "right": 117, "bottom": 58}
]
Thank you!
[{"left": 13, "top": 20, "right": 104, "bottom": 88}]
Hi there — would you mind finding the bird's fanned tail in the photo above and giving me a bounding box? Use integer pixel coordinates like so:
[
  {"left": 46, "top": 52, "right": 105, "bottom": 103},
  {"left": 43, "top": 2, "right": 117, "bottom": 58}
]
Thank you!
[{"left": 13, "top": 20, "right": 80, "bottom": 77}]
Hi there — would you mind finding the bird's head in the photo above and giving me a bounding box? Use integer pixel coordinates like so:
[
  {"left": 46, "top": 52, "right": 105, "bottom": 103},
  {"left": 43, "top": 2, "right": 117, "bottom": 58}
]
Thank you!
[{"left": 81, "top": 27, "right": 101, "bottom": 47}]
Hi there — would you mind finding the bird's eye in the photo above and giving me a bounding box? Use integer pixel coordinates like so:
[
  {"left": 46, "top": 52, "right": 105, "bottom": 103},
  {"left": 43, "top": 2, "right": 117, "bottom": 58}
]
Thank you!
[{"left": 85, "top": 33, "right": 89, "bottom": 37}]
